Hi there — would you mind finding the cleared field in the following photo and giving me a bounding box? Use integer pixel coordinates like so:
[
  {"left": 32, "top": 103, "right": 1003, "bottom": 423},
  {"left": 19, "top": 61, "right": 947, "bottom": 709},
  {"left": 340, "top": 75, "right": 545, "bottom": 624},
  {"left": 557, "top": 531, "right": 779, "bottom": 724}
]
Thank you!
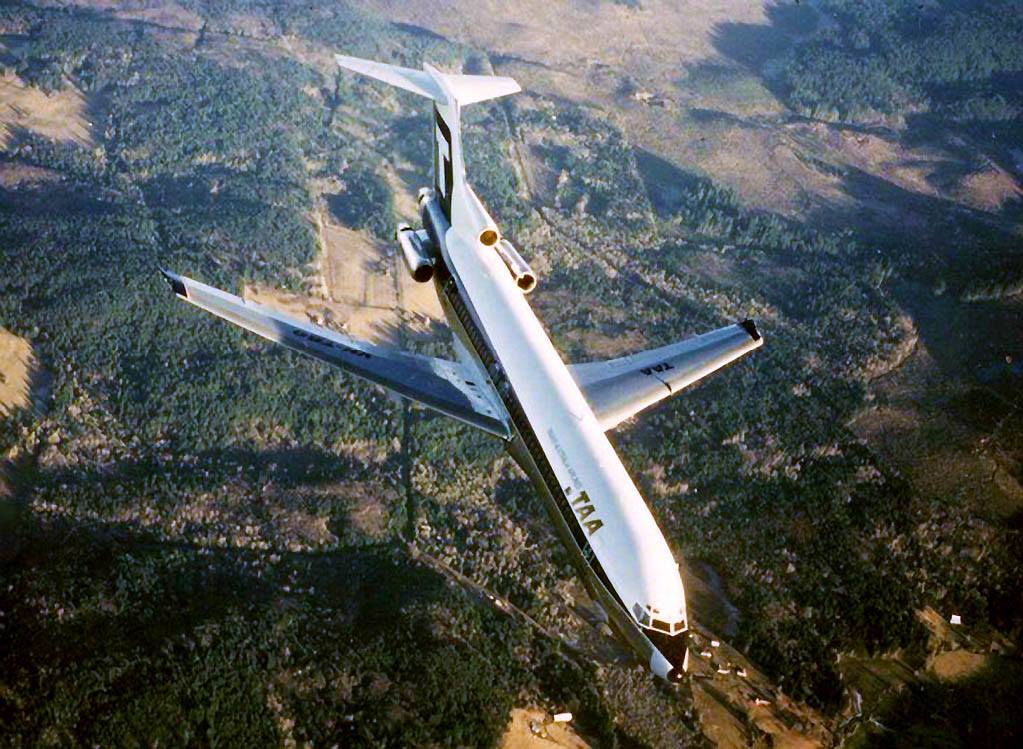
[
  {"left": 0, "top": 328, "right": 33, "bottom": 419},
  {"left": 246, "top": 214, "right": 443, "bottom": 345},
  {"left": 0, "top": 327, "right": 33, "bottom": 502},
  {"left": 499, "top": 707, "right": 588, "bottom": 749},
  {"left": 357, "top": 0, "right": 769, "bottom": 71},
  {"left": 318, "top": 218, "right": 444, "bottom": 341},
  {"left": 353, "top": 0, "right": 813, "bottom": 215},
  {"left": 955, "top": 166, "right": 1023, "bottom": 213},
  {"left": 0, "top": 73, "right": 93, "bottom": 149}
]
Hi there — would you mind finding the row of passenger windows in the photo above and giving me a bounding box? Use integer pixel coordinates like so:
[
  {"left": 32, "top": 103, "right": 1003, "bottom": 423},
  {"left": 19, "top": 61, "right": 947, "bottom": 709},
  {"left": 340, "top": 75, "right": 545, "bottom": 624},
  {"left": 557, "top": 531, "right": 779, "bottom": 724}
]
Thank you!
[
  {"left": 442, "top": 277, "right": 611, "bottom": 582},
  {"left": 443, "top": 278, "right": 689, "bottom": 643}
]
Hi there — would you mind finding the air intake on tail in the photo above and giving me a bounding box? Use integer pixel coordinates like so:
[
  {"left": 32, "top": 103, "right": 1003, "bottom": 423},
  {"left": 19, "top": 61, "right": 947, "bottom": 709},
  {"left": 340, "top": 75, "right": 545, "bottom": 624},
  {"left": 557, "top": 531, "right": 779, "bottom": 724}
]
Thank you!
[
  {"left": 495, "top": 239, "right": 536, "bottom": 293},
  {"left": 460, "top": 185, "right": 501, "bottom": 247}
]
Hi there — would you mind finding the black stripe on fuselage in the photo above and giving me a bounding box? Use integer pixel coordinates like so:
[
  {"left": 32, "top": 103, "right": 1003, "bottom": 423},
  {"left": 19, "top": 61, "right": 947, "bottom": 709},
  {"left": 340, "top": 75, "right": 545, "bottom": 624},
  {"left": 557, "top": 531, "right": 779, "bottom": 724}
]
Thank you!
[
  {"left": 436, "top": 268, "right": 624, "bottom": 610},
  {"left": 433, "top": 105, "right": 454, "bottom": 221}
]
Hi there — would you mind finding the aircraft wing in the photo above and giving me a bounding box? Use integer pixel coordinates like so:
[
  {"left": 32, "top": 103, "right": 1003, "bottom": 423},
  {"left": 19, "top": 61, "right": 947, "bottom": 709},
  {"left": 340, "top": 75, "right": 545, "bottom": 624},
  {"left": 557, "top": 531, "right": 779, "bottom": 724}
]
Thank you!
[
  {"left": 569, "top": 321, "right": 763, "bottom": 430},
  {"left": 160, "top": 270, "right": 510, "bottom": 438}
]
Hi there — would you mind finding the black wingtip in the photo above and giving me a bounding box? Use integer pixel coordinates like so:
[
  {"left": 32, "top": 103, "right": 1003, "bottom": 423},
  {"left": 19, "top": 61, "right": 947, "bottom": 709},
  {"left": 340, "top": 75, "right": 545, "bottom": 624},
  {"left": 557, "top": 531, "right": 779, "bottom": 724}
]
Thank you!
[
  {"left": 739, "top": 318, "right": 761, "bottom": 341},
  {"left": 158, "top": 267, "right": 187, "bottom": 298}
]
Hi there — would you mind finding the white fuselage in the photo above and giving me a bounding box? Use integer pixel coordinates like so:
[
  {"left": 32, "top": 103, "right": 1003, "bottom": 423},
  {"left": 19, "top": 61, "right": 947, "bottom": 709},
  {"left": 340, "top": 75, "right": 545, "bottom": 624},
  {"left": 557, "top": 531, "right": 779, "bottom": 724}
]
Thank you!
[{"left": 430, "top": 191, "right": 689, "bottom": 680}]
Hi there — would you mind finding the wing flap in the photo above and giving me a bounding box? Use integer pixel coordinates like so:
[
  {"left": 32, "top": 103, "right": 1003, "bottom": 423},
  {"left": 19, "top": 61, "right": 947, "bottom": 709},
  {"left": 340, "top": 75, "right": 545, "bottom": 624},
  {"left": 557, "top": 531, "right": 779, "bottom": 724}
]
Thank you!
[
  {"left": 571, "top": 321, "right": 763, "bottom": 430},
  {"left": 161, "top": 269, "right": 510, "bottom": 438}
]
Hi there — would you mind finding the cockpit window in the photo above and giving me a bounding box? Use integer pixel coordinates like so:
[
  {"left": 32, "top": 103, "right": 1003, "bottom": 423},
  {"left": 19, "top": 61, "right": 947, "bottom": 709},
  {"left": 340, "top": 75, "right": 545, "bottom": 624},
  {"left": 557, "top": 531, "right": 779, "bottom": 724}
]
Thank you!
[{"left": 634, "top": 603, "right": 685, "bottom": 635}]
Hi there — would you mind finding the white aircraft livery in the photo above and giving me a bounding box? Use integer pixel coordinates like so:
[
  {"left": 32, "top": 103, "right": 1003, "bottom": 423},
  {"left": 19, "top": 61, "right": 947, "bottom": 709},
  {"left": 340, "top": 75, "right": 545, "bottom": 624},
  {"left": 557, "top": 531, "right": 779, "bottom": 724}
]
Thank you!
[{"left": 160, "top": 55, "right": 764, "bottom": 682}]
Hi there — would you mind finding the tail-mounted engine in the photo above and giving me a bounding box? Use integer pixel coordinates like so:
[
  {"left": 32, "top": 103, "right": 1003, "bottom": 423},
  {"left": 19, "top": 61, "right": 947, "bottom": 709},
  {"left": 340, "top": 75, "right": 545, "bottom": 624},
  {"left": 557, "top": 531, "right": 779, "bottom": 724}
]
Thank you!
[
  {"left": 395, "top": 224, "right": 436, "bottom": 283},
  {"left": 495, "top": 239, "right": 536, "bottom": 293},
  {"left": 415, "top": 187, "right": 536, "bottom": 293}
]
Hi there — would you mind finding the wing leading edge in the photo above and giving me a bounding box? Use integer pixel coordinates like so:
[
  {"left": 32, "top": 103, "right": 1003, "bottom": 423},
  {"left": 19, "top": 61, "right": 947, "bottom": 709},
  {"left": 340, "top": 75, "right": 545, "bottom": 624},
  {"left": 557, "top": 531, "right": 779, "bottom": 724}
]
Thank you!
[
  {"left": 160, "top": 270, "right": 510, "bottom": 438},
  {"left": 570, "top": 321, "right": 763, "bottom": 430}
]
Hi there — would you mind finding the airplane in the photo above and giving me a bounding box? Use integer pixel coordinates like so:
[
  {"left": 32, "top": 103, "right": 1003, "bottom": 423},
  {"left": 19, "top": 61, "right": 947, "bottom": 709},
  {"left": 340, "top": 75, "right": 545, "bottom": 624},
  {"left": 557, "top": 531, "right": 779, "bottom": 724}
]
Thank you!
[{"left": 159, "top": 54, "right": 763, "bottom": 682}]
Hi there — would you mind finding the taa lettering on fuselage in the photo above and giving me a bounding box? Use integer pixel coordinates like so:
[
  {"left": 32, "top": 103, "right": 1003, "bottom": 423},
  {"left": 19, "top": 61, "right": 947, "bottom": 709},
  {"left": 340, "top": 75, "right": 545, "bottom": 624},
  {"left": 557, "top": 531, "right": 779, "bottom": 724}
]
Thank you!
[{"left": 572, "top": 491, "right": 604, "bottom": 536}]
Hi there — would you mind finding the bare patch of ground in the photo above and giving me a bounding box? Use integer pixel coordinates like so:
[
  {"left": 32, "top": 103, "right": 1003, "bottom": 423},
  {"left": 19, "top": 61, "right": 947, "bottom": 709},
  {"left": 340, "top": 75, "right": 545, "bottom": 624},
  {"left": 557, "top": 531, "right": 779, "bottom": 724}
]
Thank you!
[
  {"left": 244, "top": 211, "right": 443, "bottom": 346},
  {"left": 380, "top": 161, "right": 421, "bottom": 224},
  {"left": 306, "top": 479, "right": 394, "bottom": 541},
  {"left": 929, "top": 650, "right": 990, "bottom": 681},
  {"left": 0, "top": 73, "right": 93, "bottom": 149},
  {"left": 317, "top": 218, "right": 444, "bottom": 341},
  {"left": 0, "top": 161, "right": 60, "bottom": 188},
  {"left": 499, "top": 707, "right": 589, "bottom": 749},
  {"left": 535, "top": 292, "right": 649, "bottom": 361},
  {"left": 275, "top": 509, "right": 338, "bottom": 552},
  {"left": 357, "top": 0, "right": 771, "bottom": 74},
  {"left": 1, "top": 328, "right": 45, "bottom": 560},
  {"left": 955, "top": 167, "right": 1023, "bottom": 213},
  {"left": 0, "top": 328, "right": 33, "bottom": 420},
  {"left": 797, "top": 124, "right": 945, "bottom": 201},
  {"left": 835, "top": 607, "right": 1018, "bottom": 741},
  {"left": 570, "top": 328, "right": 649, "bottom": 361},
  {"left": 684, "top": 120, "right": 818, "bottom": 215},
  {"left": 687, "top": 626, "right": 831, "bottom": 748}
]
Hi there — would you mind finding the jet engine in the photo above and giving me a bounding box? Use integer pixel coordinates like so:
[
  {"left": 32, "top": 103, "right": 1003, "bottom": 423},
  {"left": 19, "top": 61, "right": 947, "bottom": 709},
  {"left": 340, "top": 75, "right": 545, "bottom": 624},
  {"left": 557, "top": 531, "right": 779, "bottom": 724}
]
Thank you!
[
  {"left": 395, "top": 224, "right": 435, "bottom": 283},
  {"left": 495, "top": 239, "right": 537, "bottom": 293}
]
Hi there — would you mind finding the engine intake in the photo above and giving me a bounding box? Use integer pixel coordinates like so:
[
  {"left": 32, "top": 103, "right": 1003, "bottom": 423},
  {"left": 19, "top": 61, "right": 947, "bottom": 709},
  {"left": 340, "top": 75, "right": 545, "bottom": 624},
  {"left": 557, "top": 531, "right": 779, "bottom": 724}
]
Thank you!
[
  {"left": 495, "top": 239, "right": 537, "bottom": 293},
  {"left": 395, "top": 224, "right": 435, "bottom": 283}
]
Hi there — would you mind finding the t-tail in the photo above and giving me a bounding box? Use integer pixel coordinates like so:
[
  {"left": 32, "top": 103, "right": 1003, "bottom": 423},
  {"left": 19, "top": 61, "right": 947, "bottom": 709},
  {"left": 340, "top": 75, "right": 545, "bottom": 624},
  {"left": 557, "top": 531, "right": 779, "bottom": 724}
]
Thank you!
[{"left": 335, "top": 55, "right": 519, "bottom": 246}]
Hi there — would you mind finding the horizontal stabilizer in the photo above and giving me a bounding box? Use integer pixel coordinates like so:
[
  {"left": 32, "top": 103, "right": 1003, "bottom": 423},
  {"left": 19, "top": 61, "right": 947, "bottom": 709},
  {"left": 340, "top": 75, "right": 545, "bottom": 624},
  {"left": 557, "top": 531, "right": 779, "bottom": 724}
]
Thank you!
[
  {"left": 335, "top": 55, "right": 443, "bottom": 100},
  {"left": 570, "top": 321, "right": 763, "bottom": 430},
  {"left": 435, "top": 69, "right": 521, "bottom": 105},
  {"left": 336, "top": 54, "right": 519, "bottom": 107},
  {"left": 159, "top": 269, "right": 511, "bottom": 438}
]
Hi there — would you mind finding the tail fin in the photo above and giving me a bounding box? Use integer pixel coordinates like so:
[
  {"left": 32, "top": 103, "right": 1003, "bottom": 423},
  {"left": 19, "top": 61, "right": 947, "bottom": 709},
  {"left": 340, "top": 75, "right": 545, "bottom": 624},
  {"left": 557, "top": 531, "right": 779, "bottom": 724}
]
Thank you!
[{"left": 335, "top": 54, "right": 519, "bottom": 222}]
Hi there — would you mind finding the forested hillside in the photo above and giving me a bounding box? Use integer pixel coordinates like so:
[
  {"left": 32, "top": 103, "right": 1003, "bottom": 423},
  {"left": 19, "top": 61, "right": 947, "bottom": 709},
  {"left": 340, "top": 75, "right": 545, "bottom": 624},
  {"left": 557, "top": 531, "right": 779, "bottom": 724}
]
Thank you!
[
  {"left": 781, "top": 0, "right": 1023, "bottom": 300},
  {"left": 0, "top": 0, "right": 1020, "bottom": 746},
  {"left": 783, "top": 0, "right": 1023, "bottom": 125}
]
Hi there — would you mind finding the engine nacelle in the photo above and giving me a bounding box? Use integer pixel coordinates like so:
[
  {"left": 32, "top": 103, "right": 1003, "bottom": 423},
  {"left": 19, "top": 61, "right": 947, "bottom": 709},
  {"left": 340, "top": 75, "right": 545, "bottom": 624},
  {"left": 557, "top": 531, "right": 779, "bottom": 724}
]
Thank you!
[
  {"left": 395, "top": 223, "right": 435, "bottom": 283},
  {"left": 495, "top": 239, "right": 537, "bottom": 293},
  {"left": 418, "top": 188, "right": 449, "bottom": 252}
]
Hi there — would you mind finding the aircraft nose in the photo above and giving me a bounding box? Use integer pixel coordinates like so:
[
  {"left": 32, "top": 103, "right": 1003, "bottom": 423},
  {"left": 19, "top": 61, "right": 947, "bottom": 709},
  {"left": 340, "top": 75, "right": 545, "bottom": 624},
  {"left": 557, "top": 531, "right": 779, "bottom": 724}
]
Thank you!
[{"left": 647, "top": 628, "right": 690, "bottom": 682}]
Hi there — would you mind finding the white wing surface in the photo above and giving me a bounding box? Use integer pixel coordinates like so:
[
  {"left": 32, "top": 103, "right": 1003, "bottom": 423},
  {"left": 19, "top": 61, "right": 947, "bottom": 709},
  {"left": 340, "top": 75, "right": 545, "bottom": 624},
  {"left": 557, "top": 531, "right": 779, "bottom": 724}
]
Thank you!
[
  {"left": 160, "top": 270, "right": 510, "bottom": 438},
  {"left": 570, "top": 321, "right": 763, "bottom": 430}
]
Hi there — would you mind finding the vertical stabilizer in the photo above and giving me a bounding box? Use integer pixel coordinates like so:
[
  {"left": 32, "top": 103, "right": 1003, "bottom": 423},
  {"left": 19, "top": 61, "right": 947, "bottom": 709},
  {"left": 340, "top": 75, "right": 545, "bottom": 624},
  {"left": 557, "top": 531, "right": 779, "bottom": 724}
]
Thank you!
[{"left": 335, "top": 54, "right": 519, "bottom": 229}]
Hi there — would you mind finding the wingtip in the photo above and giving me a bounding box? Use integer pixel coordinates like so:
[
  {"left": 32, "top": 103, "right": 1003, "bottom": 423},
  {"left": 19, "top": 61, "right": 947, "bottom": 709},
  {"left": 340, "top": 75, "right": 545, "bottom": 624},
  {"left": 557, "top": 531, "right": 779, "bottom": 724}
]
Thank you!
[
  {"left": 739, "top": 318, "right": 762, "bottom": 342},
  {"left": 335, "top": 53, "right": 376, "bottom": 75},
  {"left": 158, "top": 266, "right": 187, "bottom": 298}
]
